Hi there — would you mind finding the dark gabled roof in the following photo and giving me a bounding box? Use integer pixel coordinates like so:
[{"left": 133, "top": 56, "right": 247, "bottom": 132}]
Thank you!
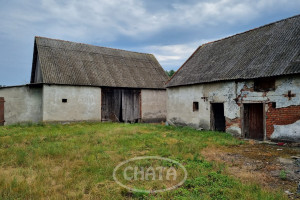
[
  {"left": 31, "top": 37, "right": 168, "bottom": 89},
  {"left": 167, "top": 15, "right": 300, "bottom": 87}
]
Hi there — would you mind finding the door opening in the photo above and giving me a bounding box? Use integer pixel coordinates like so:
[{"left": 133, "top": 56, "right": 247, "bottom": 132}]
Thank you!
[
  {"left": 243, "top": 103, "right": 264, "bottom": 140},
  {"left": 0, "top": 97, "right": 4, "bottom": 126},
  {"left": 211, "top": 103, "right": 226, "bottom": 132}
]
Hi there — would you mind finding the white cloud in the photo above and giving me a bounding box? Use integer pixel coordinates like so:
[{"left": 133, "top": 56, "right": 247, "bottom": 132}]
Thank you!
[
  {"left": 141, "top": 39, "right": 217, "bottom": 70},
  {"left": 172, "top": 0, "right": 260, "bottom": 26},
  {"left": 1, "top": 0, "right": 299, "bottom": 43}
]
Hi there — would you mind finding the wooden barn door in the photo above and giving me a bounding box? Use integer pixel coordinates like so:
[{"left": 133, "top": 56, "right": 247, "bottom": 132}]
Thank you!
[
  {"left": 244, "top": 104, "right": 264, "bottom": 140},
  {"left": 0, "top": 97, "right": 4, "bottom": 126},
  {"left": 101, "top": 89, "right": 122, "bottom": 122},
  {"left": 122, "top": 89, "right": 141, "bottom": 123},
  {"left": 101, "top": 89, "right": 141, "bottom": 122}
]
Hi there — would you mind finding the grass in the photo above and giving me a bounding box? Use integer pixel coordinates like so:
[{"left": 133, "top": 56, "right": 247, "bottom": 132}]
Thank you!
[
  {"left": 279, "top": 170, "right": 287, "bottom": 180},
  {"left": 0, "top": 122, "right": 287, "bottom": 199}
]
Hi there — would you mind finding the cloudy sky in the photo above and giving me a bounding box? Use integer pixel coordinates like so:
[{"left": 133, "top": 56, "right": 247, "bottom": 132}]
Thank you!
[{"left": 0, "top": 0, "right": 299, "bottom": 86}]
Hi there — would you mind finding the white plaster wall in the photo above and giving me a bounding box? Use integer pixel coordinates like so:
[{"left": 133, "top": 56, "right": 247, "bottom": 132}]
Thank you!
[
  {"left": 43, "top": 85, "right": 101, "bottom": 122},
  {"left": 0, "top": 86, "right": 43, "bottom": 125},
  {"left": 167, "top": 85, "right": 209, "bottom": 129},
  {"left": 141, "top": 89, "right": 167, "bottom": 122},
  {"left": 167, "top": 82, "right": 240, "bottom": 130}
]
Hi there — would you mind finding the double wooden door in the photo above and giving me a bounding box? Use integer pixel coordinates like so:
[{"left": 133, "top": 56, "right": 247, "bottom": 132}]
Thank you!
[{"left": 101, "top": 89, "right": 141, "bottom": 123}]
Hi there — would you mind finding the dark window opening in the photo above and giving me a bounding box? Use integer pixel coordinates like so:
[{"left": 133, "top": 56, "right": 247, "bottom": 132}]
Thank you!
[
  {"left": 62, "top": 99, "right": 68, "bottom": 103},
  {"left": 272, "top": 102, "right": 276, "bottom": 108},
  {"left": 254, "top": 78, "right": 275, "bottom": 92},
  {"left": 193, "top": 102, "right": 199, "bottom": 112}
]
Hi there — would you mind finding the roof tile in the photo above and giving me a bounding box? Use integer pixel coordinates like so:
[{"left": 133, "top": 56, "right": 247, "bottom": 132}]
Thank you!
[
  {"left": 32, "top": 37, "right": 168, "bottom": 89},
  {"left": 167, "top": 15, "right": 300, "bottom": 87}
]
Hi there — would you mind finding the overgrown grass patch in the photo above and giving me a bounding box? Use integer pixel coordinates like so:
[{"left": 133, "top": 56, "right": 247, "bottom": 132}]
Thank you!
[{"left": 0, "top": 122, "right": 287, "bottom": 199}]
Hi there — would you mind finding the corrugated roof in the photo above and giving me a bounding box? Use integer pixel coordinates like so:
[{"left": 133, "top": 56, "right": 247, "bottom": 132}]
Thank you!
[
  {"left": 31, "top": 37, "right": 168, "bottom": 89},
  {"left": 167, "top": 15, "right": 300, "bottom": 87}
]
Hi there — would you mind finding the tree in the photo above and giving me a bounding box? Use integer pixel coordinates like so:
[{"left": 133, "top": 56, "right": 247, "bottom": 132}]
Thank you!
[{"left": 165, "top": 70, "right": 175, "bottom": 78}]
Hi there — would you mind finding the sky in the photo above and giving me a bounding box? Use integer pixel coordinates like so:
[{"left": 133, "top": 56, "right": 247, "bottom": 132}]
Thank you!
[{"left": 0, "top": 0, "right": 299, "bottom": 86}]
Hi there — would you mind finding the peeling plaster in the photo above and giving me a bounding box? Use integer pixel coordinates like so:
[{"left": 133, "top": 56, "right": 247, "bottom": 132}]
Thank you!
[
  {"left": 224, "top": 101, "right": 240, "bottom": 119},
  {"left": 237, "top": 76, "right": 300, "bottom": 108},
  {"left": 270, "top": 120, "right": 300, "bottom": 142},
  {"left": 269, "top": 78, "right": 300, "bottom": 108}
]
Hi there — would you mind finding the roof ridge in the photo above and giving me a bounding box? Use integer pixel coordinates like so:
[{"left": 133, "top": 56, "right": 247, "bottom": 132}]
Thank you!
[
  {"left": 37, "top": 44, "right": 152, "bottom": 62},
  {"left": 35, "top": 36, "right": 153, "bottom": 56},
  {"left": 199, "top": 14, "right": 300, "bottom": 47}
]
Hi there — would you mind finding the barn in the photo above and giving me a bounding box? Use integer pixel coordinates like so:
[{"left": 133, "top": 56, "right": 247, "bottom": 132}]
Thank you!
[
  {"left": 0, "top": 37, "right": 168, "bottom": 125},
  {"left": 166, "top": 15, "right": 300, "bottom": 142}
]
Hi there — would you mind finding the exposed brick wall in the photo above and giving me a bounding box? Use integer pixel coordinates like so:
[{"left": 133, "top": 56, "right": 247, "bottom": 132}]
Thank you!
[
  {"left": 225, "top": 117, "right": 241, "bottom": 130},
  {"left": 266, "top": 103, "right": 300, "bottom": 138}
]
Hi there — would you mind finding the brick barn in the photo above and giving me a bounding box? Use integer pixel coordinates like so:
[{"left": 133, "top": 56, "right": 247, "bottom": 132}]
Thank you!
[
  {"left": 166, "top": 15, "right": 300, "bottom": 142},
  {"left": 0, "top": 37, "right": 168, "bottom": 125}
]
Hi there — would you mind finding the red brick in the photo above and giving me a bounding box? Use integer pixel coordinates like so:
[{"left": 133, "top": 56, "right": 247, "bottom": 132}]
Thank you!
[{"left": 266, "top": 104, "right": 300, "bottom": 138}]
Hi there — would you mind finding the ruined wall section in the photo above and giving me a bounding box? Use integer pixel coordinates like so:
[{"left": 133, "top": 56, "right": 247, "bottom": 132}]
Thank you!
[
  {"left": 236, "top": 75, "right": 300, "bottom": 139},
  {"left": 167, "top": 75, "right": 300, "bottom": 140},
  {"left": 266, "top": 104, "right": 300, "bottom": 140},
  {"left": 236, "top": 75, "right": 300, "bottom": 108}
]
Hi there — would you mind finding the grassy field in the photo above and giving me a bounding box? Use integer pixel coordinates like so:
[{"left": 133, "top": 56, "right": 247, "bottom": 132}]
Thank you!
[{"left": 0, "top": 122, "right": 287, "bottom": 199}]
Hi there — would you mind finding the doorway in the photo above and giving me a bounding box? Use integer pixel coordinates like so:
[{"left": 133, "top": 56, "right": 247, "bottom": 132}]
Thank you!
[
  {"left": 0, "top": 97, "right": 4, "bottom": 126},
  {"left": 243, "top": 103, "right": 264, "bottom": 140},
  {"left": 211, "top": 103, "right": 226, "bottom": 132},
  {"left": 101, "top": 88, "right": 141, "bottom": 123}
]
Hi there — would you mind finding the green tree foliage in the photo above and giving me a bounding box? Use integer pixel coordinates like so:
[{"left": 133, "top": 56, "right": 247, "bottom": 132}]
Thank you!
[{"left": 165, "top": 70, "right": 176, "bottom": 77}]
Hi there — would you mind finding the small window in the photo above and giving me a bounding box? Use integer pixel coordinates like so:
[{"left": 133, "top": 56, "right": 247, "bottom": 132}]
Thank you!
[
  {"left": 193, "top": 102, "right": 199, "bottom": 112},
  {"left": 254, "top": 78, "right": 275, "bottom": 92},
  {"left": 62, "top": 99, "right": 68, "bottom": 103},
  {"left": 272, "top": 102, "right": 276, "bottom": 108}
]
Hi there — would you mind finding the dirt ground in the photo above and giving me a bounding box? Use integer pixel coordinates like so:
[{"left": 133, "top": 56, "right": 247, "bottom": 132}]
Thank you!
[{"left": 202, "top": 140, "right": 300, "bottom": 199}]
